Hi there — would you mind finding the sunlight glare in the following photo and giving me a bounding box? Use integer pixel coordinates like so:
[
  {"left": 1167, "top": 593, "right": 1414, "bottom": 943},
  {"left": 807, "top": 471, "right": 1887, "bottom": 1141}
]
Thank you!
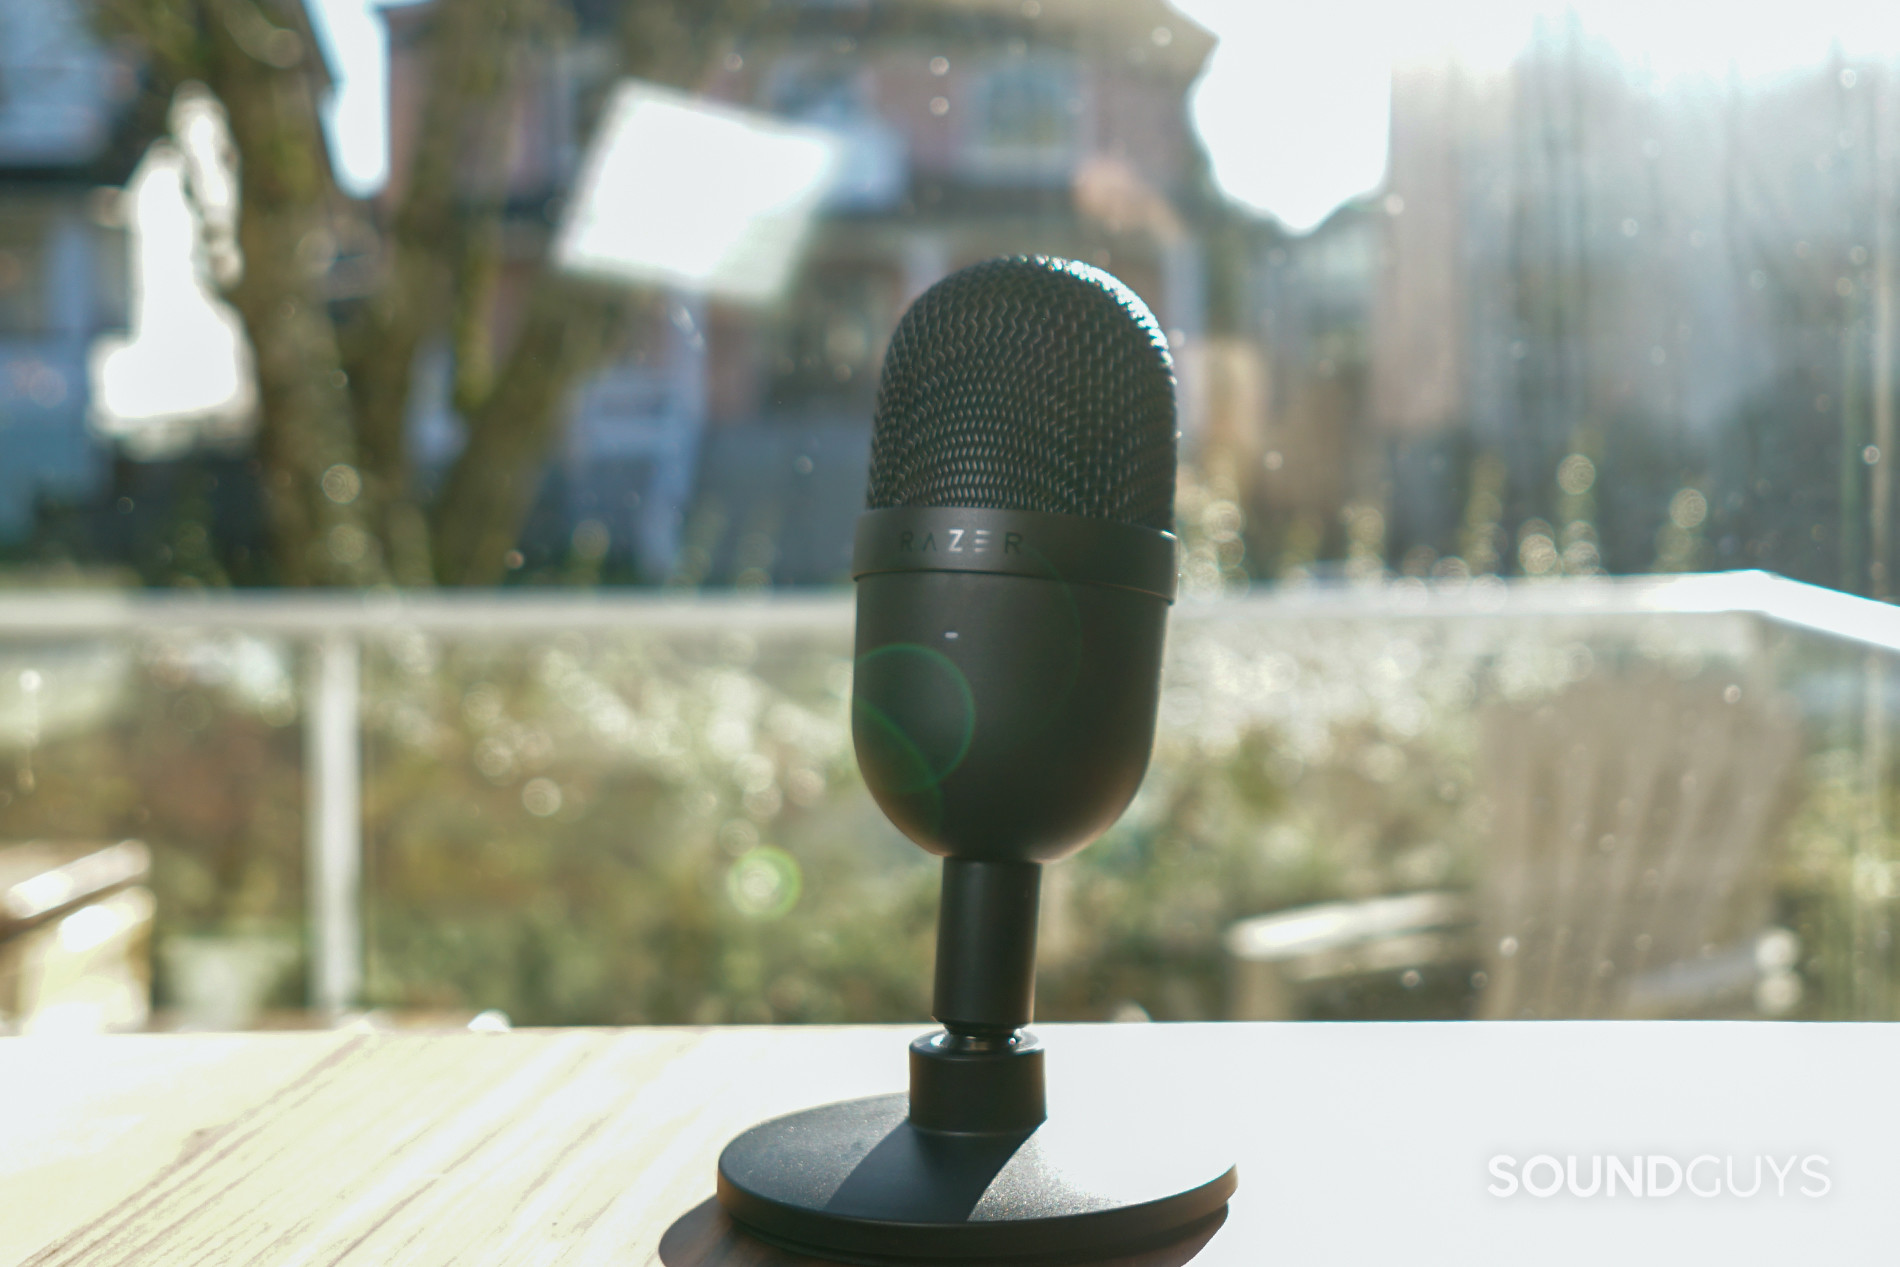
[{"left": 553, "top": 82, "right": 844, "bottom": 304}]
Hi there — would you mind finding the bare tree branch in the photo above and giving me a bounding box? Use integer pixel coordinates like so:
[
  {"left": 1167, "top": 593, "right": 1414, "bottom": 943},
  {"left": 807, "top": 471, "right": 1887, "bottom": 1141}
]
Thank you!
[
  {"left": 339, "top": 0, "right": 562, "bottom": 585},
  {"left": 92, "top": 0, "right": 768, "bottom": 587},
  {"left": 422, "top": 0, "right": 769, "bottom": 585},
  {"left": 428, "top": 280, "right": 621, "bottom": 584}
]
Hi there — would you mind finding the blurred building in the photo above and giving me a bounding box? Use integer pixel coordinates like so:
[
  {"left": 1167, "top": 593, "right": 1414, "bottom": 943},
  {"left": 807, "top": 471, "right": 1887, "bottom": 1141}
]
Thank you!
[
  {"left": 384, "top": 0, "right": 1218, "bottom": 584},
  {"left": 0, "top": 0, "right": 138, "bottom": 550},
  {"left": 1243, "top": 206, "right": 1381, "bottom": 575},
  {"left": 1362, "top": 32, "right": 1900, "bottom": 589},
  {"left": 6, "top": 1, "right": 1896, "bottom": 595}
]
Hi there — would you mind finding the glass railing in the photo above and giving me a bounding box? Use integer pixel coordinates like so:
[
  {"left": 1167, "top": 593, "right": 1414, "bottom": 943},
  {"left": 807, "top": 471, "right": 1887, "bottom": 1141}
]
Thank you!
[{"left": 2, "top": 570, "right": 1896, "bottom": 1029}]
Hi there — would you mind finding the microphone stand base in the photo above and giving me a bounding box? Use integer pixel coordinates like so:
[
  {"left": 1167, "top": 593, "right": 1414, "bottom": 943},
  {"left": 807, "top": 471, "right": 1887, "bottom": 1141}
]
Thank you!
[{"left": 716, "top": 1092, "right": 1236, "bottom": 1263}]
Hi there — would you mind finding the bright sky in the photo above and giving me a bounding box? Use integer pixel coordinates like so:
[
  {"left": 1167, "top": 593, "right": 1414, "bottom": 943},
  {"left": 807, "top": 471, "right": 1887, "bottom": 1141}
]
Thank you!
[
  {"left": 303, "top": 0, "right": 404, "bottom": 196},
  {"left": 89, "top": 144, "right": 254, "bottom": 453},
  {"left": 1171, "top": 0, "right": 1900, "bottom": 232}
]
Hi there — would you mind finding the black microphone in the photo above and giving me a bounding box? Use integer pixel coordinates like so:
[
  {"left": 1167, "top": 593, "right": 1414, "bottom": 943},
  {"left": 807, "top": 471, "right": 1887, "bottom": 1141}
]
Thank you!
[
  {"left": 853, "top": 256, "right": 1178, "bottom": 1042},
  {"left": 717, "top": 257, "right": 1234, "bottom": 1260}
]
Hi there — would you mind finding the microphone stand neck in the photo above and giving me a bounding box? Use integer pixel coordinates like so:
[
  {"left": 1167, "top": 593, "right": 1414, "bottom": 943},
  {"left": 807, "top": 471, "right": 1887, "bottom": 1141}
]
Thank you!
[
  {"left": 934, "top": 857, "right": 1041, "bottom": 1036},
  {"left": 909, "top": 858, "right": 1048, "bottom": 1135}
]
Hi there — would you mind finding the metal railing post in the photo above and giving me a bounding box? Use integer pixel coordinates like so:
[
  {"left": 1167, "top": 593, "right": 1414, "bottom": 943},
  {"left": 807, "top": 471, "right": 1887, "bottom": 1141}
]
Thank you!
[{"left": 305, "top": 633, "right": 363, "bottom": 1018}]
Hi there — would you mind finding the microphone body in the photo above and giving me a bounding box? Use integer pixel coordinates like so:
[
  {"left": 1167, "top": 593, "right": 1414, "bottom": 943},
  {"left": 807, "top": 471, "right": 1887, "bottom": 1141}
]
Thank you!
[
  {"left": 847, "top": 256, "right": 1182, "bottom": 1041},
  {"left": 851, "top": 508, "right": 1173, "bottom": 865},
  {"left": 853, "top": 503, "right": 1174, "bottom": 1034}
]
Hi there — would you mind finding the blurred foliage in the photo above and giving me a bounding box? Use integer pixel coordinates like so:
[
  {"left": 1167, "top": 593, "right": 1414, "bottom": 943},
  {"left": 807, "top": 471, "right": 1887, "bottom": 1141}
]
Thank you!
[
  {"left": 0, "top": 635, "right": 307, "bottom": 1008},
  {"left": 347, "top": 608, "right": 1516, "bottom": 1024},
  {"left": 356, "top": 622, "right": 937, "bottom": 1024},
  {"left": 5, "top": 601, "right": 1900, "bottom": 1023}
]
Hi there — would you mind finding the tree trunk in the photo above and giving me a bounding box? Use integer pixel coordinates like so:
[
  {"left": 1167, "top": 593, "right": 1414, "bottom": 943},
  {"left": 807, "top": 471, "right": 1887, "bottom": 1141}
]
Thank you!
[
  {"left": 205, "top": 0, "right": 388, "bottom": 586},
  {"left": 342, "top": 0, "right": 546, "bottom": 586},
  {"left": 94, "top": 0, "right": 768, "bottom": 588}
]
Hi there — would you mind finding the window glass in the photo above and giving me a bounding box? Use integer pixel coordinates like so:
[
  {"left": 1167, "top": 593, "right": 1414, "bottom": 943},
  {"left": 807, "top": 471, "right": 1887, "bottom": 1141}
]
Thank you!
[{"left": 4, "top": 1, "right": 1900, "bottom": 1030}]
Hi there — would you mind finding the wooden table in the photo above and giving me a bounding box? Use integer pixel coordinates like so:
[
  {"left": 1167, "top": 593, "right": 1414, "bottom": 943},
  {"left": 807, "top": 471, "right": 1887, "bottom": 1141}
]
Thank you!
[{"left": 4, "top": 1023, "right": 1896, "bottom": 1266}]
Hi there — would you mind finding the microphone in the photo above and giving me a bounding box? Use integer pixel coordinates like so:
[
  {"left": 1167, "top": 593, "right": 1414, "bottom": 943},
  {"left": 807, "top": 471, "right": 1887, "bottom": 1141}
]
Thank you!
[
  {"left": 717, "top": 257, "right": 1235, "bottom": 1260},
  {"left": 856, "top": 255, "right": 1180, "bottom": 1043}
]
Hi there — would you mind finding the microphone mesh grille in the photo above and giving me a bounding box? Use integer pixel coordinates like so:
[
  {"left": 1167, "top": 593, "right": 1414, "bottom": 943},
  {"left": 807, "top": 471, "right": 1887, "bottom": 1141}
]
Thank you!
[{"left": 867, "top": 256, "right": 1177, "bottom": 531}]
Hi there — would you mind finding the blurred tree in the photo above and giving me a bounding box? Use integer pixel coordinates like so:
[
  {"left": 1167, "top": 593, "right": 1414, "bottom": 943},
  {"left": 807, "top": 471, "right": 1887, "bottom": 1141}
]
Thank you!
[{"left": 90, "top": 0, "right": 762, "bottom": 585}]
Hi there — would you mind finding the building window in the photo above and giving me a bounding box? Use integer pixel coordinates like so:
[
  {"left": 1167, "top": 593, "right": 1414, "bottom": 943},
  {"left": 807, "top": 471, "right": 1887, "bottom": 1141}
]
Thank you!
[{"left": 963, "top": 58, "right": 1082, "bottom": 182}]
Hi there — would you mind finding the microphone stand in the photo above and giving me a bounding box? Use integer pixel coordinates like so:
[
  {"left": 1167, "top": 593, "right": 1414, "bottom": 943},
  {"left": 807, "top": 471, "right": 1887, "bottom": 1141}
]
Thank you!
[
  {"left": 716, "top": 854, "right": 1236, "bottom": 1260},
  {"left": 909, "top": 859, "right": 1046, "bottom": 1136},
  {"left": 718, "top": 253, "right": 1235, "bottom": 1257}
]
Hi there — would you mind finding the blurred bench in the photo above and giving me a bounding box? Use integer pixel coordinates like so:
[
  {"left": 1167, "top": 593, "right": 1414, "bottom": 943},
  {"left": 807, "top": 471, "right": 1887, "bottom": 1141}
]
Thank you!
[
  {"left": 1226, "top": 670, "right": 1806, "bottom": 1020},
  {"left": 1475, "top": 669, "right": 1803, "bottom": 1019},
  {"left": 0, "top": 840, "right": 153, "bottom": 1034},
  {"left": 1224, "top": 891, "right": 1481, "bottom": 1019}
]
